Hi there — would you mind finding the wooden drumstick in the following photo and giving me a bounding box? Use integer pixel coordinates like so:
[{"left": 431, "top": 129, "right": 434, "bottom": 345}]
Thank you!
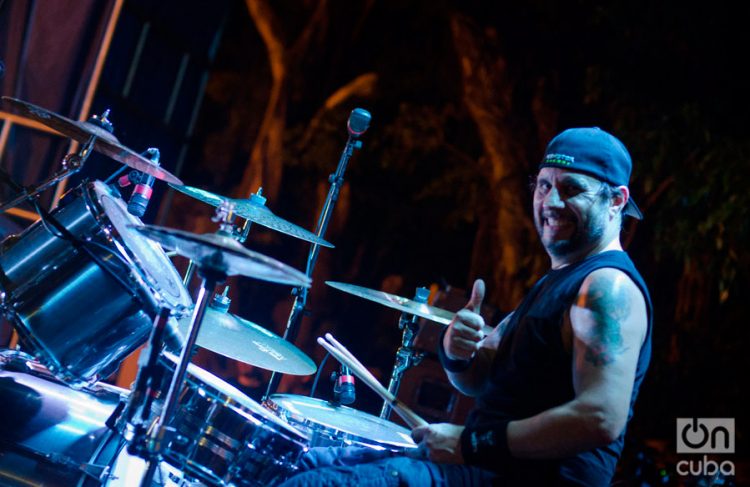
[
  {"left": 323, "top": 333, "right": 382, "bottom": 384},
  {"left": 321, "top": 333, "right": 426, "bottom": 429},
  {"left": 316, "top": 335, "right": 428, "bottom": 429}
]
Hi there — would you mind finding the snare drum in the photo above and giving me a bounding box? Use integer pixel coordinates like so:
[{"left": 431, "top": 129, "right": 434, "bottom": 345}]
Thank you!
[
  {"left": 0, "top": 180, "right": 192, "bottom": 386},
  {"left": 263, "top": 394, "right": 417, "bottom": 452},
  {"left": 159, "top": 353, "right": 308, "bottom": 486}
]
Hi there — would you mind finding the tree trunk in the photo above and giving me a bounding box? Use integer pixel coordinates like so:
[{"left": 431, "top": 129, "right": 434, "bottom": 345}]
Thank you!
[{"left": 451, "top": 14, "right": 546, "bottom": 309}]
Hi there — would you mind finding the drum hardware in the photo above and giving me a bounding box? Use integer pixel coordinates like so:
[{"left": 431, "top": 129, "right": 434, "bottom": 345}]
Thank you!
[
  {"left": 316, "top": 333, "right": 427, "bottom": 429},
  {"left": 1, "top": 97, "right": 183, "bottom": 185},
  {"left": 169, "top": 185, "right": 333, "bottom": 249},
  {"left": 379, "top": 287, "right": 429, "bottom": 420},
  {"left": 128, "top": 201, "right": 311, "bottom": 486},
  {"left": 263, "top": 394, "right": 417, "bottom": 452},
  {"left": 1, "top": 180, "right": 193, "bottom": 385},
  {"left": 325, "top": 281, "right": 455, "bottom": 419},
  {"left": 174, "top": 296, "right": 317, "bottom": 376},
  {"left": 264, "top": 107, "right": 371, "bottom": 401},
  {"left": 0, "top": 117, "right": 97, "bottom": 214}
]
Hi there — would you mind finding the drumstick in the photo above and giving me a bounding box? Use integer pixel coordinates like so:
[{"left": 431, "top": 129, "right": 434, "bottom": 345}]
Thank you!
[
  {"left": 321, "top": 334, "right": 427, "bottom": 428},
  {"left": 316, "top": 337, "right": 425, "bottom": 428},
  {"left": 316, "top": 335, "right": 428, "bottom": 429},
  {"left": 324, "top": 333, "right": 382, "bottom": 385}
]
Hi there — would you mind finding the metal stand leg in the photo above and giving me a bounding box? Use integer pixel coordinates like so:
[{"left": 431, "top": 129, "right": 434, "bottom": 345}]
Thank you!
[
  {"left": 379, "top": 287, "right": 428, "bottom": 420},
  {"left": 139, "top": 267, "right": 224, "bottom": 487}
]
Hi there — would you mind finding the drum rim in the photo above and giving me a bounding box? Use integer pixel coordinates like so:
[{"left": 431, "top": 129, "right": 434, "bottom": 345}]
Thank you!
[
  {"left": 87, "top": 180, "right": 192, "bottom": 314},
  {"left": 265, "top": 394, "right": 417, "bottom": 449}
]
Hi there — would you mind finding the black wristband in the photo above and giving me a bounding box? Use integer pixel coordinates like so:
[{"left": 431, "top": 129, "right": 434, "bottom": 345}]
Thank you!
[
  {"left": 460, "top": 420, "right": 513, "bottom": 470},
  {"left": 437, "top": 327, "right": 475, "bottom": 372}
]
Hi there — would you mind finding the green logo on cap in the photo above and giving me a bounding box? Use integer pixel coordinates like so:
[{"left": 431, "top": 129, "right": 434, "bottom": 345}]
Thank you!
[{"left": 544, "top": 154, "right": 574, "bottom": 166}]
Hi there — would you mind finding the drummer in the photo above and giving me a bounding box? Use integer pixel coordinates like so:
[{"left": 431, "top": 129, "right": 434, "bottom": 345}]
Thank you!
[{"left": 277, "top": 127, "right": 652, "bottom": 486}]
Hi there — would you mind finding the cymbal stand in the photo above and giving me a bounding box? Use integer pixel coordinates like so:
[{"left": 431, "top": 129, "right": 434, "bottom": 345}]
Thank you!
[
  {"left": 181, "top": 198, "right": 238, "bottom": 286},
  {"left": 264, "top": 121, "right": 366, "bottom": 400},
  {"left": 181, "top": 191, "right": 261, "bottom": 287},
  {"left": 138, "top": 204, "right": 234, "bottom": 486},
  {"left": 0, "top": 133, "right": 96, "bottom": 213},
  {"left": 138, "top": 261, "right": 226, "bottom": 486},
  {"left": 379, "top": 287, "right": 429, "bottom": 420},
  {"left": 236, "top": 188, "right": 267, "bottom": 244}
]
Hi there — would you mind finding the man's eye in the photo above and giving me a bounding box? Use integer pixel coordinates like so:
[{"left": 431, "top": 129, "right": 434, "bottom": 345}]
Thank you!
[
  {"left": 536, "top": 181, "right": 551, "bottom": 192},
  {"left": 561, "top": 184, "right": 585, "bottom": 197}
]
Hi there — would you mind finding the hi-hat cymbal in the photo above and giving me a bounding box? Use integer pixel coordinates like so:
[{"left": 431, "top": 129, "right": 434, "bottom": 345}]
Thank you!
[
  {"left": 131, "top": 224, "right": 311, "bottom": 287},
  {"left": 1, "top": 97, "right": 182, "bottom": 185},
  {"left": 175, "top": 307, "right": 316, "bottom": 375},
  {"left": 169, "top": 184, "right": 333, "bottom": 248},
  {"left": 326, "top": 281, "right": 455, "bottom": 325}
]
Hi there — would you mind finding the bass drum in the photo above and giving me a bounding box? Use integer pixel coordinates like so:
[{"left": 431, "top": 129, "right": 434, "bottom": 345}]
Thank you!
[
  {"left": 0, "top": 351, "right": 126, "bottom": 486},
  {"left": 263, "top": 394, "right": 417, "bottom": 452},
  {"left": 0, "top": 180, "right": 192, "bottom": 386}
]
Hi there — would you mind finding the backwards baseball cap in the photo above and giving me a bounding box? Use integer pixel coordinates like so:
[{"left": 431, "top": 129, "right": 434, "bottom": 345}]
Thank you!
[{"left": 539, "top": 127, "right": 643, "bottom": 219}]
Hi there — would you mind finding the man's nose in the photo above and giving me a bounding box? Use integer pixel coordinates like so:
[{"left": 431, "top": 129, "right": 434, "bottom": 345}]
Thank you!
[{"left": 543, "top": 187, "right": 564, "bottom": 208}]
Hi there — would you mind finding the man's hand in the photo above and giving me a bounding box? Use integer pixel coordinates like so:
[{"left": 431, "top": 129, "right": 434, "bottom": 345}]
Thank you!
[
  {"left": 411, "top": 423, "right": 465, "bottom": 464},
  {"left": 443, "top": 279, "right": 486, "bottom": 361}
]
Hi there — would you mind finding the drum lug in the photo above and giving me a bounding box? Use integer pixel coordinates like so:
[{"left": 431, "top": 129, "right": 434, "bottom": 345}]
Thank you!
[{"left": 79, "top": 461, "right": 112, "bottom": 482}]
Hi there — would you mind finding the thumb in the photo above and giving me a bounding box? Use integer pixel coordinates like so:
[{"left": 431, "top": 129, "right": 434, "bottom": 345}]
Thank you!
[
  {"left": 411, "top": 425, "right": 429, "bottom": 442},
  {"left": 464, "top": 279, "right": 485, "bottom": 314}
]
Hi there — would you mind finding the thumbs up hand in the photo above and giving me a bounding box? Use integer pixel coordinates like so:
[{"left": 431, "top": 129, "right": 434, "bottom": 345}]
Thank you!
[{"left": 442, "top": 279, "right": 486, "bottom": 361}]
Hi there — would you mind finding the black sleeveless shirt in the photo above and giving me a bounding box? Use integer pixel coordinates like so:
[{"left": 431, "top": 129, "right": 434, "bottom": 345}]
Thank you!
[{"left": 466, "top": 250, "right": 653, "bottom": 486}]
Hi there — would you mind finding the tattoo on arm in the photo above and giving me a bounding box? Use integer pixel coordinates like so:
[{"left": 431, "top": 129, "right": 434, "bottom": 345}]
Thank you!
[{"left": 581, "top": 277, "right": 630, "bottom": 367}]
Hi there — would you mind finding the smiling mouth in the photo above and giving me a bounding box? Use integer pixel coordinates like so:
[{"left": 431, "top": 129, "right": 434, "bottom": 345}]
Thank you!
[{"left": 543, "top": 215, "right": 573, "bottom": 229}]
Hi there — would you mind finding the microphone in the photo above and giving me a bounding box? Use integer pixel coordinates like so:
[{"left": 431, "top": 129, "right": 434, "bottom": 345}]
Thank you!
[
  {"left": 335, "top": 365, "right": 356, "bottom": 405},
  {"left": 127, "top": 148, "right": 159, "bottom": 218},
  {"left": 347, "top": 108, "right": 371, "bottom": 138}
]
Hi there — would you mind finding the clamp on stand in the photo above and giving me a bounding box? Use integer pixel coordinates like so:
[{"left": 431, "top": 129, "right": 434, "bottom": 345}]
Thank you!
[
  {"left": 0, "top": 109, "right": 111, "bottom": 213},
  {"left": 379, "top": 287, "right": 429, "bottom": 420}
]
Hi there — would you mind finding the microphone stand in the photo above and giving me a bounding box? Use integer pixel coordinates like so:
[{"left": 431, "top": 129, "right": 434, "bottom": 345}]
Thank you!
[{"left": 263, "top": 110, "right": 370, "bottom": 400}]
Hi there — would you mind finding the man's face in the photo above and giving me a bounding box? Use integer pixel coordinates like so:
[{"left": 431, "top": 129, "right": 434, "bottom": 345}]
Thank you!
[{"left": 533, "top": 167, "right": 613, "bottom": 265}]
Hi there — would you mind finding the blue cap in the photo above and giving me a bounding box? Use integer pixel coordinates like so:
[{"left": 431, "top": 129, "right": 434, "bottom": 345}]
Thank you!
[{"left": 540, "top": 127, "right": 642, "bottom": 219}]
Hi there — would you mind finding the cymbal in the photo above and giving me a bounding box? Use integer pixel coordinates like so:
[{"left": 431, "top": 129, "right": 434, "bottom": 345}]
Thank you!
[
  {"left": 326, "top": 281, "right": 455, "bottom": 325},
  {"left": 169, "top": 184, "right": 333, "bottom": 248},
  {"left": 1, "top": 97, "right": 182, "bottom": 185},
  {"left": 175, "top": 307, "right": 316, "bottom": 375},
  {"left": 131, "top": 224, "right": 311, "bottom": 287}
]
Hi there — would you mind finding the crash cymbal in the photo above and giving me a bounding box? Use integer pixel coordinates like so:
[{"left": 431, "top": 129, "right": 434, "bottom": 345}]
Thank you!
[
  {"left": 131, "top": 224, "right": 311, "bottom": 287},
  {"left": 326, "top": 281, "right": 455, "bottom": 325},
  {"left": 169, "top": 184, "right": 333, "bottom": 248},
  {"left": 1, "top": 97, "right": 182, "bottom": 185},
  {"left": 175, "top": 306, "right": 316, "bottom": 375}
]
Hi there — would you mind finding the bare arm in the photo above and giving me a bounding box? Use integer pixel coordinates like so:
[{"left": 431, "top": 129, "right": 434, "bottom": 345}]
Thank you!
[{"left": 505, "top": 267, "right": 647, "bottom": 458}]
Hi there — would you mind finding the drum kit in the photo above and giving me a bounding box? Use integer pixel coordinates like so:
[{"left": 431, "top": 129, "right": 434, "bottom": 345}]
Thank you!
[{"left": 0, "top": 97, "right": 459, "bottom": 486}]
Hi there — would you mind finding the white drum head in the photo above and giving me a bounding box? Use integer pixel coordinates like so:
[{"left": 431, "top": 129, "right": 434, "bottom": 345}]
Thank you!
[
  {"left": 93, "top": 181, "right": 192, "bottom": 312},
  {"left": 268, "top": 394, "right": 416, "bottom": 449}
]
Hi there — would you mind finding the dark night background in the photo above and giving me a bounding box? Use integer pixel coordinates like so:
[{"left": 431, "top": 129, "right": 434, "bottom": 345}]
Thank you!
[{"left": 1, "top": 0, "right": 748, "bottom": 484}]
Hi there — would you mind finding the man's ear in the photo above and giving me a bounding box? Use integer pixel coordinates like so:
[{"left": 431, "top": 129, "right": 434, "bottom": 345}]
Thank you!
[{"left": 611, "top": 186, "right": 629, "bottom": 217}]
